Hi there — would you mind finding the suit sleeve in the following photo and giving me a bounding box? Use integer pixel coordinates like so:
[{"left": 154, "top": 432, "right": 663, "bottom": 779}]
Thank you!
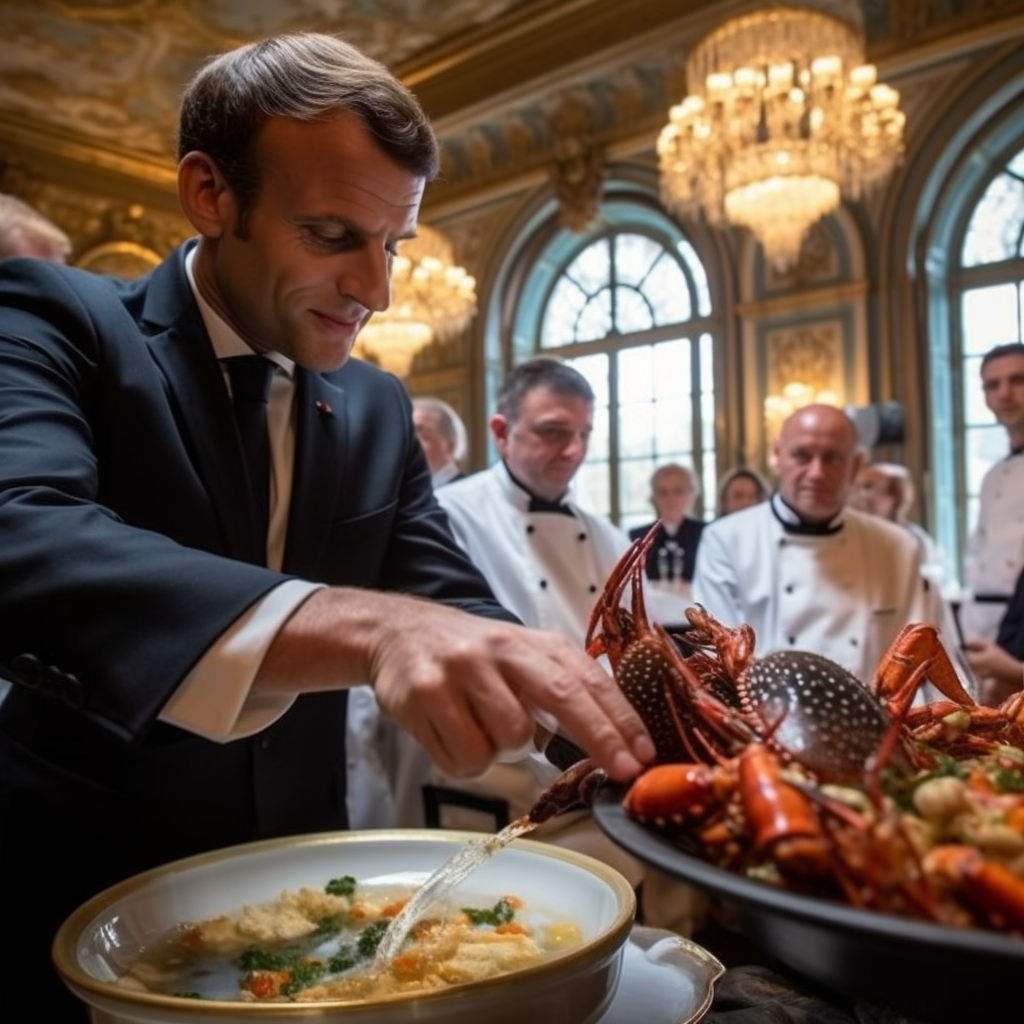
[{"left": 997, "top": 565, "right": 1024, "bottom": 660}]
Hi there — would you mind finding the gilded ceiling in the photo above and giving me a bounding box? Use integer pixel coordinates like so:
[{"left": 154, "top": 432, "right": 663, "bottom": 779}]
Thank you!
[
  {"left": 0, "top": 0, "right": 535, "bottom": 160},
  {"left": 2, "top": 0, "right": 1024, "bottom": 232}
]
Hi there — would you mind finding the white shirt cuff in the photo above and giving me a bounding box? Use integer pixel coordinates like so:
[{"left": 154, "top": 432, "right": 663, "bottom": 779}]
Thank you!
[{"left": 159, "top": 579, "right": 324, "bottom": 740}]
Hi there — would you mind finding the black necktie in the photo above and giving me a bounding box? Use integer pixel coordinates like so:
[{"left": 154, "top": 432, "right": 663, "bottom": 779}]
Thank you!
[{"left": 224, "top": 355, "right": 274, "bottom": 548}]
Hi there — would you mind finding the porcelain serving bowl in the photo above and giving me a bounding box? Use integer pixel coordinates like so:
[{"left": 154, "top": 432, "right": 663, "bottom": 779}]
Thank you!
[{"left": 54, "top": 829, "right": 636, "bottom": 1024}]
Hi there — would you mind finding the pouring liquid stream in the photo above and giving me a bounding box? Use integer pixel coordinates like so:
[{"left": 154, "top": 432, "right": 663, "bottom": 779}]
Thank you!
[{"left": 372, "top": 815, "right": 537, "bottom": 968}]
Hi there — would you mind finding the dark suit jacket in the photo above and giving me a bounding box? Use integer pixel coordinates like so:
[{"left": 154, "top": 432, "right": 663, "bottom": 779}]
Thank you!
[
  {"left": 0, "top": 244, "right": 515, "bottom": 957},
  {"left": 628, "top": 517, "right": 705, "bottom": 584},
  {"left": 997, "top": 564, "right": 1024, "bottom": 660}
]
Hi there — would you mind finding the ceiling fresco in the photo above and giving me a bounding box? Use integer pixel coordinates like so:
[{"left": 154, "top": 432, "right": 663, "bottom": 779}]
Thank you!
[
  {"left": 0, "top": 0, "right": 535, "bottom": 159},
  {"left": 2, "top": 0, "right": 1023, "bottom": 222}
]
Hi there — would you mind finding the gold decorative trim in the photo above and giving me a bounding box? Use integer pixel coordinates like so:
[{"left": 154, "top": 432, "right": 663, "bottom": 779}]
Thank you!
[{"left": 76, "top": 240, "right": 162, "bottom": 278}]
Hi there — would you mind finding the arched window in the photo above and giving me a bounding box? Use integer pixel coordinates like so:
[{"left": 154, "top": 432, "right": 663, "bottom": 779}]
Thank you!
[
  {"left": 957, "top": 146, "right": 1024, "bottom": 535},
  {"left": 509, "top": 200, "right": 719, "bottom": 528}
]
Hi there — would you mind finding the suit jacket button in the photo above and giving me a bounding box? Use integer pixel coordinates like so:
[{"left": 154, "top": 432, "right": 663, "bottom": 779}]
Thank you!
[
  {"left": 52, "top": 670, "right": 85, "bottom": 708},
  {"left": 10, "top": 653, "right": 43, "bottom": 689}
]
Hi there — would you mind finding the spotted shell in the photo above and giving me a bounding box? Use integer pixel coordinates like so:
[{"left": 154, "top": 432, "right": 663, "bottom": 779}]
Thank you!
[{"left": 743, "top": 650, "right": 909, "bottom": 786}]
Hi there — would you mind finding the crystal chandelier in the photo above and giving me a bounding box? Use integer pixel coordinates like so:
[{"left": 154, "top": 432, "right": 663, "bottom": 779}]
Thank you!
[
  {"left": 657, "top": 5, "right": 906, "bottom": 271},
  {"left": 355, "top": 225, "right": 477, "bottom": 377},
  {"left": 764, "top": 380, "right": 838, "bottom": 443}
]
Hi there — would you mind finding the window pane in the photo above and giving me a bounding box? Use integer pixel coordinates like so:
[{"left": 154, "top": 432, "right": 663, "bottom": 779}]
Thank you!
[
  {"left": 614, "top": 285, "right": 654, "bottom": 333},
  {"left": 619, "top": 458, "right": 656, "bottom": 529},
  {"left": 615, "top": 233, "right": 661, "bottom": 285},
  {"left": 654, "top": 398, "right": 691, "bottom": 452},
  {"left": 961, "top": 284, "right": 1020, "bottom": 353},
  {"left": 965, "top": 424, "right": 1010, "bottom": 494},
  {"left": 541, "top": 277, "right": 587, "bottom": 347},
  {"left": 568, "top": 352, "right": 610, "bottom": 407},
  {"left": 618, "top": 345, "right": 654, "bottom": 403},
  {"left": 576, "top": 289, "right": 614, "bottom": 342},
  {"left": 678, "top": 238, "right": 712, "bottom": 316},
  {"left": 644, "top": 254, "right": 692, "bottom": 323},
  {"left": 566, "top": 239, "right": 612, "bottom": 294},
  {"left": 619, "top": 401, "right": 655, "bottom": 458},
  {"left": 654, "top": 338, "right": 692, "bottom": 398},
  {"left": 962, "top": 172, "right": 1024, "bottom": 267}
]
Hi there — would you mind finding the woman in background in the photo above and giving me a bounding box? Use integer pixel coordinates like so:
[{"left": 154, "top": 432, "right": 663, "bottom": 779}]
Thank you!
[{"left": 716, "top": 466, "right": 769, "bottom": 517}]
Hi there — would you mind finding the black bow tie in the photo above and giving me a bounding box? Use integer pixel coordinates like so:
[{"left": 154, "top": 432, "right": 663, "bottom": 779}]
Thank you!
[
  {"left": 528, "top": 495, "right": 575, "bottom": 517},
  {"left": 770, "top": 494, "right": 843, "bottom": 536}
]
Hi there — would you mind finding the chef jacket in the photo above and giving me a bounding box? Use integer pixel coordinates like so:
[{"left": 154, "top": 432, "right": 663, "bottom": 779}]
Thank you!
[
  {"left": 436, "top": 461, "right": 684, "bottom": 643},
  {"left": 692, "top": 495, "right": 944, "bottom": 687},
  {"left": 962, "top": 451, "right": 1024, "bottom": 642}
]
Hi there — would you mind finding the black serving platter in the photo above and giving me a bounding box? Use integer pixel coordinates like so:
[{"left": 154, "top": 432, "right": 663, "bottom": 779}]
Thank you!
[{"left": 593, "top": 786, "right": 1024, "bottom": 1024}]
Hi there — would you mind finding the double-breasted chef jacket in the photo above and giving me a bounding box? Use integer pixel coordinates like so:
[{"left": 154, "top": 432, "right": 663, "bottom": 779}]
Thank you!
[
  {"left": 963, "top": 450, "right": 1024, "bottom": 642},
  {"left": 436, "top": 461, "right": 670, "bottom": 644},
  {"left": 692, "top": 493, "right": 943, "bottom": 687}
]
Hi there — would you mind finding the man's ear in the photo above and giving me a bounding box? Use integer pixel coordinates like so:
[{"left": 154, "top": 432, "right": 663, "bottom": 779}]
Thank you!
[
  {"left": 489, "top": 413, "right": 509, "bottom": 454},
  {"left": 177, "top": 151, "right": 233, "bottom": 239}
]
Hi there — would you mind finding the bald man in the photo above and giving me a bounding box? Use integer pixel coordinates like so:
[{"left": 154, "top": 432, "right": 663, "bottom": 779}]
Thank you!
[{"left": 692, "top": 404, "right": 954, "bottom": 689}]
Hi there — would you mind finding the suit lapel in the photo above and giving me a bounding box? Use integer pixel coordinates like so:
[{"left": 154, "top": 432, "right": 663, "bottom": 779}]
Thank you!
[
  {"left": 285, "top": 369, "right": 347, "bottom": 576},
  {"left": 138, "top": 247, "right": 265, "bottom": 563}
]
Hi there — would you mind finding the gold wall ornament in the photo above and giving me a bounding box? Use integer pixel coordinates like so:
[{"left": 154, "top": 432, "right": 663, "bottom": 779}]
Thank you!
[
  {"left": 353, "top": 225, "right": 477, "bottom": 378},
  {"left": 657, "top": 4, "right": 906, "bottom": 272},
  {"left": 550, "top": 134, "right": 606, "bottom": 233}
]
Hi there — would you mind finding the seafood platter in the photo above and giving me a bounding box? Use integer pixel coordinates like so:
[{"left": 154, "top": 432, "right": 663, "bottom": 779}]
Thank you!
[{"left": 530, "top": 527, "right": 1024, "bottom": 1024}]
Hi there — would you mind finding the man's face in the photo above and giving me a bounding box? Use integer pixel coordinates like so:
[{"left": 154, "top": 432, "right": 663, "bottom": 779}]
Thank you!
[
  {"left": 651, "top": 470, "right": 695, "bottom": 524},
  {"left": 413, "top": 409, "right": 453, "bottom": 473},
  {"left": 189, "top": 111, "right": 426, "bottom": 373},
  {"left": 491, "top": 385, "right": 593, "bottom": 501},
  {"left": 774, "top": 407, "right": 863, "bottom": 523},
  {"left": 981, "top": 351, "right": 1024, "bottom": 433}
]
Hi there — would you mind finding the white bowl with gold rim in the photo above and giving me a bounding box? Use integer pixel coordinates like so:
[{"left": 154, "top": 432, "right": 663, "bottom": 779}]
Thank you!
[{"left": 54, "top": 829, "right": 636, "bottom": 1024}]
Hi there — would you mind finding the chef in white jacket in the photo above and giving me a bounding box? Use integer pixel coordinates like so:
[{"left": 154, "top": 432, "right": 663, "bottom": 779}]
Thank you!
[
  {"left": 693, "top": 404, "right": 962, "bottom": 699},
  {"left": 429, "top": 357, "right": 701, "bottom": 935},
  {"left": 960, "top": 343, "right": 1024, "bottom": 644}
]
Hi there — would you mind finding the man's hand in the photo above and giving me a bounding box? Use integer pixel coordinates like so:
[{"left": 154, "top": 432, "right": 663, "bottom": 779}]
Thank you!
[
  {"left": 963, "top": 638, "right": 1023, "bottom": 705},
  {"left": 256, "top": 588, "right": 655, "bottom": 784}
]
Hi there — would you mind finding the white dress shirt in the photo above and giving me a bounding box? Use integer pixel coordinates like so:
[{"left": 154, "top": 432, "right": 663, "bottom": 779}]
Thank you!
[{"left": 158, "top": 249, "right": 322, "bottom": 741}]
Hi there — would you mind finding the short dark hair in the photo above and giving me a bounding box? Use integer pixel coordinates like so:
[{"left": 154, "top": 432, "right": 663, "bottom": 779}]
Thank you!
[
  {"left": 980, "top": 342, "right": 1024, "bottom": 371},
  {"left": 496, "top": 358, "right": 595, "bottom": 422},
  {"left": 177, "top": 32, "right": 439, "bottom": 230}
]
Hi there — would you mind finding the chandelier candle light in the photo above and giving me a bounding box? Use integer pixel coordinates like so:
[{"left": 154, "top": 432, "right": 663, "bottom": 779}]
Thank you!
[
  {"left": 355, "top": 225, "right": 477, "bottom": 377},
  {"left": 658, "top": 4, "right": 906, "bottom": 271}
]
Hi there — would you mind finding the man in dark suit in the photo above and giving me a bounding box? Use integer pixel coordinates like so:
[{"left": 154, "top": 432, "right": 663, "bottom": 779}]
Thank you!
[
  {"left": 0, "top": 33, "right": 652, "bottom": 1019},
  {"left": 629, "top": 462, "right": 705, "bottom": 594}
]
